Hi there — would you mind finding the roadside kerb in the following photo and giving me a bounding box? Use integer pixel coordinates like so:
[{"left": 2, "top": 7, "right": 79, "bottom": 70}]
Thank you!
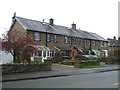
[{"left": 2, "top": 66, "right": 119, "bottom": 82}]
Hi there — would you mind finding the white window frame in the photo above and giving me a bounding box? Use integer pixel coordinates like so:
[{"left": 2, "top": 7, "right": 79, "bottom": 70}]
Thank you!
[
  {"left": 84, "top": 39, "right": 87, "bottom": 46},
  {"left": 53, "top": 35, "right": 58, "bottom": 42},
  {"left": 47, "top": 34, "right": 51, "bottom": 42},
  {"left": 64, "top": 36, "right": 68, "bottom": 44},
  {"left": 77, "top": 38, "right": 81, "bottom": 45},
  {"left": 93, "top": 40, "right": 96, "bottom": 46},
  {"left": 88, "top": 40, "right": 91, "bottom": 46},
  {"left": 101, "top": 41, "right": 106, "bottom": 47},
  {"left": 34, "top": 32, "right": 40, "bottom": 41}
]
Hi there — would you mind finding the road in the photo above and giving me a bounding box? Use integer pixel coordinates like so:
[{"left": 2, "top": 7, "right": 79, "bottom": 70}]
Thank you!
[{"left": 2, "top": 71, "right": 119, "bottom": 88}]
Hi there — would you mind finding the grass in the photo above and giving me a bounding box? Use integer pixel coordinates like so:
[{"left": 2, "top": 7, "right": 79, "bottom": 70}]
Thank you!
[{"left": 80, "top": 65, "right": 106, "bottom": 68}]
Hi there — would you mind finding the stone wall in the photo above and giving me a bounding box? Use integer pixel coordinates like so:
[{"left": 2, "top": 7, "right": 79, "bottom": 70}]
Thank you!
[{"left": 2, "top": 62, "right": 51, "bottom": 74}]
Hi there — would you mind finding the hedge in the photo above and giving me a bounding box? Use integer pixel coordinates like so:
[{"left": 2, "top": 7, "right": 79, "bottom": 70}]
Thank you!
[
  {"left": 63, "top": 59, "right": 74, "bottom": 65},
  {"left": 74, "top": 60, "right": 100, "bottom": 68}
]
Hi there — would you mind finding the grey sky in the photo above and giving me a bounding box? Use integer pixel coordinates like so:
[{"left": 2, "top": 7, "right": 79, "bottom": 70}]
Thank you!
[{"left": 0, "top": 0, "right": 119, "bottom": 39}]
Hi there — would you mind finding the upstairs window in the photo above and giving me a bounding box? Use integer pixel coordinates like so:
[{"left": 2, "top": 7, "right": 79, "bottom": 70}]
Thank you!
[
  {"left": 47, "top": 34, "right": 51, "bottom": 42},
  {"left": 34, "top": 32, "right": 40, "bottom": 41},
  {"left": 77, "top": 38, "right": 81, "bottom": 45},
  {"left": 53, "top": 35, "right": 58, "bottom": 42},
  {"left": 88, "top": 40, "right": 91, "bottom": 46},
  {"left": 64, "top": 36, "right": 70, "bottom": 44},
  {"left": 73, "top": 38, "right": 76, "bottom": 45},
  {"left": 84, "top": 39, "right": 87, "bottom": 46},
  {"left": 101, "top": 41, "right": 106, "bottom": 47},
  {"left": 93, "top": 40, "right": 96, "bottom": 46}
]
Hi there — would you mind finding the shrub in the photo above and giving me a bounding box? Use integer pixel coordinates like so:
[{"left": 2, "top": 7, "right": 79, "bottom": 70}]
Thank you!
[
  {"left": 98, "top": 56, "right": 108, "bottom": 62},
  {"left": 63, "top": 59, "right": 74, "bottom": 65},
  {"left": 74, "top": 59, "right": 99, "bottom": 68}
]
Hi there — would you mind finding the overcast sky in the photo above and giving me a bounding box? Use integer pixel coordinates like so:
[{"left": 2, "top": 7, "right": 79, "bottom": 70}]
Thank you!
[{"left": 0, "top": 0, "right": 119, "bottom": 39}]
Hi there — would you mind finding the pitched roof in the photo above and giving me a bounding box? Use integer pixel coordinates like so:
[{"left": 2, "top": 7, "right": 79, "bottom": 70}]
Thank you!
[
  {"left": 15, "top": 16, "right": 108, "bottom": 41},
  {"left": 107, "top": 38, "right": 120, "bottom": 47}
]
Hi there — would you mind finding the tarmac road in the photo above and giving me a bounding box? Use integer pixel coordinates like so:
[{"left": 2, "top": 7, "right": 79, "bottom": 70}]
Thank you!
[{"left": 2, "top": 71, "right": 118, "bottom": 88}]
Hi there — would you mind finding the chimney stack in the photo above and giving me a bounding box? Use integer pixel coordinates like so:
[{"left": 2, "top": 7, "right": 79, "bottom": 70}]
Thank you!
[
  {"left": 12, "top": 12, "right": 16, "bottom": 22},
  {"left": 113, "top": 36, "right": 116, "bottom": 40},
  {"left": 71, "top": 22, "right": 76, "bottom": 30},
  {"left": 49, "top": 18, "right": 54, "bottom": 26}
]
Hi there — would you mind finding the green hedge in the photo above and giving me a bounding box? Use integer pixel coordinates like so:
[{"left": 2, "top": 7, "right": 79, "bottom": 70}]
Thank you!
[
  {"left": 63, "top": 59, "right": 74, "bottom": 65},
  {"left": 2, "top": 62, "right": 51, "bottom": 74},
  {"left": 74, "top": 60, "right": 100, "bottom": 68}
]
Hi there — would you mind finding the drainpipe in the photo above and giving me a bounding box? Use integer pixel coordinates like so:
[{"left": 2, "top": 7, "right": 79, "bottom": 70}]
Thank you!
[{"left": 46, "top": 33, "right": 48, "bottom": 47}]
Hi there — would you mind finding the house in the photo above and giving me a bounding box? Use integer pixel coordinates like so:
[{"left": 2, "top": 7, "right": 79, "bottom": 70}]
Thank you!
[
  {"left": 107, "top": 36, "right": 120, "bottom": 56},
  {"left": 0, "top": 39, "right": 13, "bottom": 64},
  {"left": 9, "top": 14, "right": 109, "bottom": 62}
]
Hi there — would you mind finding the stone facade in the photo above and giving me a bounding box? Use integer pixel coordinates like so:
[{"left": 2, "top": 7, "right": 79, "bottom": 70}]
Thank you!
[{"left": 9, "top": 16, "right": 109, "bottom": 58}]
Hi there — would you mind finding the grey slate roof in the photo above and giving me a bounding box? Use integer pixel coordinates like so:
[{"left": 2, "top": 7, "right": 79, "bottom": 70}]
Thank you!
[
  {"left": 107, "top": 38, "right": 120, "bottom": 47},
  {"left": 15, "top": 16, "right": 108, "bottom": 41}
]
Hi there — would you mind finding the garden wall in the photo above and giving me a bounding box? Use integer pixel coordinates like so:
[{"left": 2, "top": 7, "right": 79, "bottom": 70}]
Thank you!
[{"left": 2, "top": 62, "right": 51, "bottom": 74}]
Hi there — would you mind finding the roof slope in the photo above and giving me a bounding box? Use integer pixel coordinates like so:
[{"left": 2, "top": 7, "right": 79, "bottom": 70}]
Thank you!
[{"left": 15, "top": 16, "right": 108, "bottom": 41}]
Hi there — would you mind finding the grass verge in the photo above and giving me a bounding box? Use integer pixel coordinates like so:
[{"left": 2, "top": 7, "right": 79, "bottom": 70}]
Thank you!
[{"left": 80, "top": 65, "right": 106, "bottom": 68}]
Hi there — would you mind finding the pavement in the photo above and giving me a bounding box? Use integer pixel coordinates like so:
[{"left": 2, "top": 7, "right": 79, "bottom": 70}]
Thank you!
[{"left": 1, "top": 63, "right": 119, "bottom": 82}]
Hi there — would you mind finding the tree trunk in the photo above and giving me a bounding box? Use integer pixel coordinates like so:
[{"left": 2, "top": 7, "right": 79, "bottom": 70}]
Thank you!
[{"left": 13, "top": 50, "right": 17, "bottom": 63}]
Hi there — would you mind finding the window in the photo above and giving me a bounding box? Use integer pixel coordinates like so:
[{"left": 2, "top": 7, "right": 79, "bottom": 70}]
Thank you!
[
  {"left": 47, "top": 34, "right": 51, "bottom": 42},
  {"left": 34, "top": 32, "right": 40, "bottom": 41},
  {"left": 49, "top": 51, "right": 54, "bottom": 57},
  {"left": 101, "top": 41, "right": 106, "bottom": 47},
  {"left": 93, "top": 40, "right": 96, "bottom": 46},
  {"left": 35, "top": 51, "right": 42, "bottom": 57},
  {"left": 53, "top": 35, "right": 58, "bottom": 42},
  {"left": 84, "top": 39, "right": 87, "bottom": 45},
  {"left": 88, "top": 40, "right": 91, "bottom": 46},
  {"left": 73, "top": 38, "right": 76, "bottom": 45},
  {"left": 77, "top": 38, "right": 81, "bottom": 45},
  {"left": 64, "top": 36, "right": 70, "bottom": 44},
  {"left": 43, "top": 51, "right": 46, "bottom": 58},
  {"left": 47, "top": 51, "right": 50, "bottom": 57}
]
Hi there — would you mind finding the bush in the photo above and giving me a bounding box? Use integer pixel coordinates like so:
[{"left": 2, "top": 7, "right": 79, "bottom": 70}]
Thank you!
[
  {"left": 98, "top": 56, "right": 108, "bottom": 62},
  {"left": 63, "top": 59, "right": 74, "bottom": 65},
  {"left": 74, "top": 59, "right": 99, "bottom": 68},
  {"left": 98, "top": 56, "right": 119, "bottom": 64}
]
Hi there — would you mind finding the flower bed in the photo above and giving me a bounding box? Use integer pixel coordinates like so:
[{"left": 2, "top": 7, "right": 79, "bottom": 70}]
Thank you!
[{"left": 2, "top": 62, "right": 51, "bottom": 74}]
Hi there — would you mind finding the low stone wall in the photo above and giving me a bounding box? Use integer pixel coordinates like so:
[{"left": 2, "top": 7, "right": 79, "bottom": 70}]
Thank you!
[
  {"left": 2, "top": 62, "right": 51, "bottom": 74},
  {"left": 74, "top": 60, "right": 100, "bottom": 68}
]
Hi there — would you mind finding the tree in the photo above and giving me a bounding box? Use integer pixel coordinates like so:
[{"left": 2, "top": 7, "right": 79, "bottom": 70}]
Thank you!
[{"left": 2, "top": 30, "right": 37, "bottom": 63}]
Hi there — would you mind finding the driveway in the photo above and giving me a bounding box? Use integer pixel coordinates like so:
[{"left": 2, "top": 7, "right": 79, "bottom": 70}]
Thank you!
[{"left": 52, "top": 63, "right": 78, "bottom": 71}]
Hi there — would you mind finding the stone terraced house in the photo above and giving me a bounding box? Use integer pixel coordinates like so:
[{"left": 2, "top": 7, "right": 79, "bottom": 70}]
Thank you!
[{"left": 9, "top": 14, "right": 109, "bottom": 62}]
